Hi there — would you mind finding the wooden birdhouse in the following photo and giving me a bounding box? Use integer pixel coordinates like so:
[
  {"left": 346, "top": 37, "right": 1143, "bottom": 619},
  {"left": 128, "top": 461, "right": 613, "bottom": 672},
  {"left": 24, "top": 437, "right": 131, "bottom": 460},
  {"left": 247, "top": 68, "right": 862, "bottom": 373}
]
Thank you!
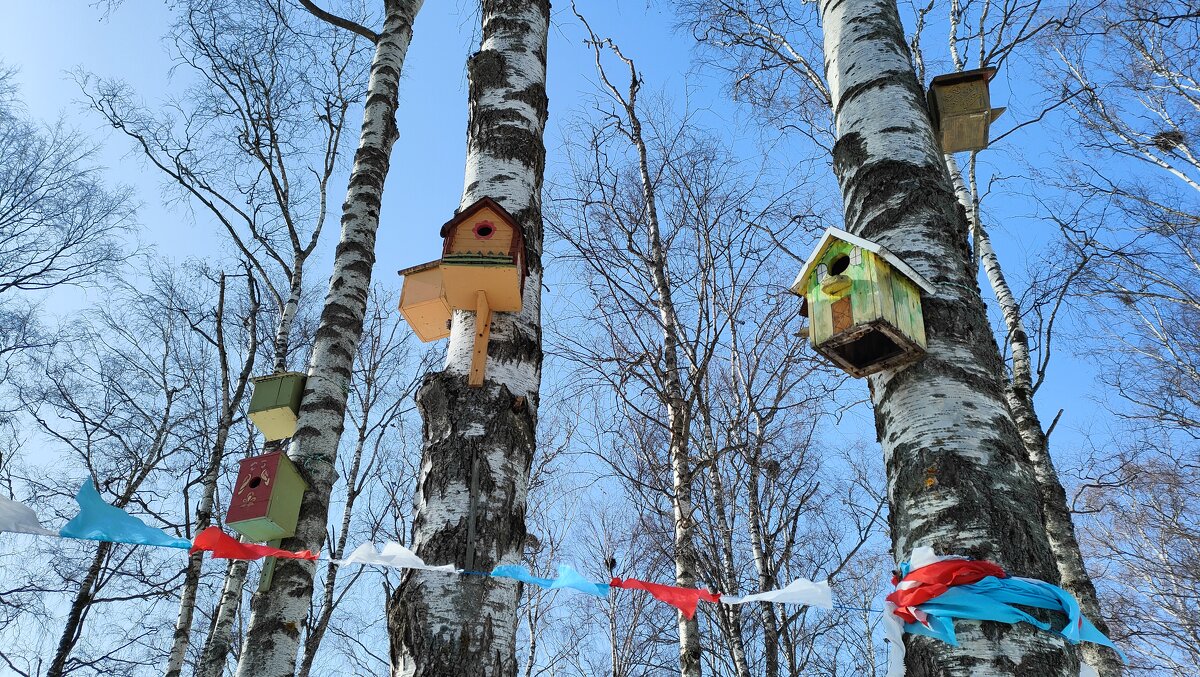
[
  {"left": 248, "top": 372, "right": 306, "bottom": 441},
  {"left": 398, "top": 260, "right": 452, "bottom": 342},
  {"left": 791, "top": 228, "right": 934, "bottom": 378},
  {"left": 927, "top": 67, "right": 1006, "bottom": 153},
  {"left": 398, "top": 197, "right": 528, "bottom": 387},
  {"left": 226, "top": 451, "right": 309, "bottom": 542}
]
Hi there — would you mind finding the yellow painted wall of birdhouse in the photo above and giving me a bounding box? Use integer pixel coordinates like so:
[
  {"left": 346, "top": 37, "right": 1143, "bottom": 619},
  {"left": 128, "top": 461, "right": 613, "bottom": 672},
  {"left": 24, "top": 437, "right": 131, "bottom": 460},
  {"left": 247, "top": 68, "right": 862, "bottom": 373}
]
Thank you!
[
  {"left": 400, "top": 266, "right": 452, "bottom": 342},
  {"left": 445, "top": 206, "right": 516, "bottom": 258},
  {"left": 442, "top": 262, "right": 523, "bottom": 312}
]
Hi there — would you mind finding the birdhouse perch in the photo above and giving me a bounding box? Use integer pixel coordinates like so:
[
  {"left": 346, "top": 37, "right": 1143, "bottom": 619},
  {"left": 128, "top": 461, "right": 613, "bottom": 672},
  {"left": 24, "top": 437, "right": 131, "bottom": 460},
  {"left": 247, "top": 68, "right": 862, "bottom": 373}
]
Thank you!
[
  {"left": 397, "top": 197, "right": 528, "bottom": 387},
  {"left": 791, "top": 228, "right": 933, "bottom": 377},
  {"left": 927, "top": 67, "right": 1006, "bottom": 153}
]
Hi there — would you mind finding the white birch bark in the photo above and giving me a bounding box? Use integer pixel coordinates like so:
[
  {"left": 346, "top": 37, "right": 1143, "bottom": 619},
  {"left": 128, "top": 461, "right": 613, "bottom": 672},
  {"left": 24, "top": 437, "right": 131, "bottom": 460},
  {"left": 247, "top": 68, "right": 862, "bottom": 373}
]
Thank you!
[
  {"left": 232, "top": 3, "right": 424, "bottom": 675},
  {"left": 389, "top": 1, "right": 549, "bottom": 674},
  {"left": 817, "top": 0, "right": 1076, "bottom": 672},
  {"left": 945, "top": 154, "right": 1122, "bottom": 675}
]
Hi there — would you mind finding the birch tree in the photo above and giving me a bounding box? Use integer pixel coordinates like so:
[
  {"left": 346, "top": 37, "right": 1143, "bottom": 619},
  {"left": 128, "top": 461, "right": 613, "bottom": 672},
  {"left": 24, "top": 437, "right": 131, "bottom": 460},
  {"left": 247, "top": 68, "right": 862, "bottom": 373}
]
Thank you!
[
  {"left": 567, "top": 23, "right": 708, "bottom": 676},
  {"left": 4, "top": 279, "right": 210, "bottom": 676},
  {"left": 297, "top": 289, "right": 426, "bottom": 677},
  {"left": 906, "top": 0, "right": 1118, "bottom": 668},
  {"left": 388, "top": 0, "right": 549, "bottom": 673},
  {"left": 233, "top": 1, "right": 425, "bottom": 674},
  {"left": 0, "top": 64, "right": 133, "bottom": 385},
  {"left": 80, "top": 2, "right": 371, "bottom": 671},
  {"left": 550, "top": 15, "right": 887, "bottom": 675},
  {"left": 158, "top": 266, "right": 260, "bottom": 677},
  {"left": 815, "top": 0, "right": 1074, "bottom": 672}
]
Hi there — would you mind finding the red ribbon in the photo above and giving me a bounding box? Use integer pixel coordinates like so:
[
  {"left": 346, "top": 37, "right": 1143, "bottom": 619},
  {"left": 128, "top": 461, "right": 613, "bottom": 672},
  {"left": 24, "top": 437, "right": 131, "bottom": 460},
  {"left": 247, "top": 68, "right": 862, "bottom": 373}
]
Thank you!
[
  {"left": 610, "top": 577, "right": 721, "bottom": 620},
  {"left": 887, "top": 559, "right": 1006, "bottom": 623},
  {"left": 190, "top": 527, "right": 319, "bottom": 561}
]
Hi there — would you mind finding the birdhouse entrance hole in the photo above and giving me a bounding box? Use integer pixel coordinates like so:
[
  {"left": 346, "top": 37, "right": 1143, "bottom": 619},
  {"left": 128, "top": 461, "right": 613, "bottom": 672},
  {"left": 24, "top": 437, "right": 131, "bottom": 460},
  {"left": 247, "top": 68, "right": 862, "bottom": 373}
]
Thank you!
[
  {"left": 830, "top": 255, "right": 850, "bottom": 275},
  {"left": 473, "top": 222, "right": 495, "bottom": 239}
]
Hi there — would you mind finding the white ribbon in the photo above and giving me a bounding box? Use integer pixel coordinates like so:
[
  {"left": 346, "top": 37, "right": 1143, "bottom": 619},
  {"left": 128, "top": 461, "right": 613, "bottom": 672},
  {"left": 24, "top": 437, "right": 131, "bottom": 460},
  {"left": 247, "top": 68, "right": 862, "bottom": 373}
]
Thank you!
[
  {"left": 334, "top": 542, "right": 456, "bottom": 573},
  {"left": 0, "top": 495, "right": 56, "bottom": 536},
  {"left": 720, "top": 577, "right": 833, "bottom": 609}
]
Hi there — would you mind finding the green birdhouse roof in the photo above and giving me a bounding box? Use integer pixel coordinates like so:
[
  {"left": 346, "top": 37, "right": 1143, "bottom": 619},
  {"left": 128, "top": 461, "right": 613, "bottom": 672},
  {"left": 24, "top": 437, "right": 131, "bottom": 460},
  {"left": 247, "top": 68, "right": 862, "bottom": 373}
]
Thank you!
[{"left": 791, "top": 227, "right": 935, "bottom": 295}]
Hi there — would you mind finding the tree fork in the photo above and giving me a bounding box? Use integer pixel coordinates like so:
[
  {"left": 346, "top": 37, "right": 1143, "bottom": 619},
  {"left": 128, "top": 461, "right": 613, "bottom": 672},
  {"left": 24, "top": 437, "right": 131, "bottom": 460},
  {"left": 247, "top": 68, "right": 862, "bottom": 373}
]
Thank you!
[{"left": 817, "top": 0, "right": 1076, "bottom": 673}]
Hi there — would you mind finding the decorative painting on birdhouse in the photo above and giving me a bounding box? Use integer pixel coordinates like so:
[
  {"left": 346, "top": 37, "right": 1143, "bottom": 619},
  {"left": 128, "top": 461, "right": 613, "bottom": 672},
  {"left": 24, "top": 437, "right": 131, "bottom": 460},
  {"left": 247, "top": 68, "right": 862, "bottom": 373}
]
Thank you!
[
  {"left": 226, "top": 451, "right": 309, "bottom": 543},
  {"left": 791, "top": 228, "right": 933, "bottom": 378},
  {"left": 397, "top": 197, "right": 529, "bottom": 387}
]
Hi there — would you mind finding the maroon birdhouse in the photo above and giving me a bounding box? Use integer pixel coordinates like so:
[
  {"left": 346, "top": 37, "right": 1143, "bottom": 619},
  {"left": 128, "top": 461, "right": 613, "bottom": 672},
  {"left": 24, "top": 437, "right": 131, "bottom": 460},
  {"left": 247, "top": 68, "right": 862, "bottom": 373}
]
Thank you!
[
  {"left": 226, "top": 452, "right": 308, "bottom": 542},
  {"left": 398, "top": 197, "right": 528, "bottom": 387}
]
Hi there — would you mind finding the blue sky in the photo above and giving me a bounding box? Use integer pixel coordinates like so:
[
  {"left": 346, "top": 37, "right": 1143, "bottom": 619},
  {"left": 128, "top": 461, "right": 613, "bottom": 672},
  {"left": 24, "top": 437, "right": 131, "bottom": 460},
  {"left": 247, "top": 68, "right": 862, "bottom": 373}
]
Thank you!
[{"left": 0, "top": 0, "right": 1107, "bottom": 471}]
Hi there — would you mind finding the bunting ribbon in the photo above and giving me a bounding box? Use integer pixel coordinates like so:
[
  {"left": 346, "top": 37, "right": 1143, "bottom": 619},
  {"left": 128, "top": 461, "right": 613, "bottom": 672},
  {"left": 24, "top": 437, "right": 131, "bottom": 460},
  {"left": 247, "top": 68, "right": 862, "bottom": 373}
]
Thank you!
[
  {"left": 337, "top": 542, "right": 456, "bottom": 572},
  {"left": 492, "top": 564, "right": 610, "bottom": 597},
  {"left": 0, "top": 489, "right": 1131, "bottom": 672},
  {"left": 0, "top": 494, "right": 56, "bottom": 536},
  {"left": 721, "top": 577, "right": 833, "bottom": 609},
  {"left": 191, "top": 526, "right": 318, "bottom": 561},
  {"left": 611, "top": 577, "right": 721, "bottom": 620},
  {"left": 883, "top": 547, "right": 1125, "bottom": 677},
  {"left": 59, "top": 483, "right": 191, "bottom": 549}
]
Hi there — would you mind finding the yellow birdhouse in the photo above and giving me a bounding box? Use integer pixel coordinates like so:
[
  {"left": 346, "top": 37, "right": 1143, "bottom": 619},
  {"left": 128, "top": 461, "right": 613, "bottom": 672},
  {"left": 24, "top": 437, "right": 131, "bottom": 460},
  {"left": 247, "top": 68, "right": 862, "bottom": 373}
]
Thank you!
[
  {"left": 927, "top": 66, "right": 1006, "bottom": 153},
  {"left": 397, "top": 260, "right": 452, "bottom": 342},
  {"left": 791, "top": 228, "right": 934, "bottom": 378},
  {"left": 398, "top": 197, "right": 528, "bottom": 387}
]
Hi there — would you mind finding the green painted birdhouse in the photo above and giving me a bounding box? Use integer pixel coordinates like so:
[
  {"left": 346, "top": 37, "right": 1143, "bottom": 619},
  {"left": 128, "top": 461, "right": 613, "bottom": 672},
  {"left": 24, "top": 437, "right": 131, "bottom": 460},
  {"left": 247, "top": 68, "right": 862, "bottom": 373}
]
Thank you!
[
  {"left": 226, "top": 451, "right": 309, "bottom": 542},
  {"left": 791, "top": 228, "right": 934, "bottom": 377},
  {"left": 247, "top": 372, "right": 306, "bottom": 441}
]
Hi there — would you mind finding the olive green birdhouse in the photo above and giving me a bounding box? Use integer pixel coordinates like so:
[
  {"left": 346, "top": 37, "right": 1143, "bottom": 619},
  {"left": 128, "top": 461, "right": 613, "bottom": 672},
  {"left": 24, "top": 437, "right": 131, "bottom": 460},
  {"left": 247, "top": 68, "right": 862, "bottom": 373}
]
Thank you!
[
  {"left": 247, "top": 372, "right": 306, "bottom": 441},
  {"left": 398, "top": 197, "right": 528, "bottom": 388},
  {"left": 927, "top": 66, "right": 1006, "bottom": 153},
  {"left": 791, "top": 228, "right": 933, "bottom": 377},
  {"left": 226, "top": 451, "right": 309, "bottom": 542}
]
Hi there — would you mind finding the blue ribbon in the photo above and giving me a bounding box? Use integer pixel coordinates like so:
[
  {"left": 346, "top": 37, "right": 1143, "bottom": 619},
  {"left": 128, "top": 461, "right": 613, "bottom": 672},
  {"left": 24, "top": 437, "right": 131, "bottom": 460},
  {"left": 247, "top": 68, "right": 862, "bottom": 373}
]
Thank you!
[
  {"left": 59, "top": 482, "right": 191, "bottom": 549},
  {"left": 491, "top": 564, "right": 610, "bottom": 597},
  {"left": 904, "top": 575, "right": 1126, "bottom": 661}
]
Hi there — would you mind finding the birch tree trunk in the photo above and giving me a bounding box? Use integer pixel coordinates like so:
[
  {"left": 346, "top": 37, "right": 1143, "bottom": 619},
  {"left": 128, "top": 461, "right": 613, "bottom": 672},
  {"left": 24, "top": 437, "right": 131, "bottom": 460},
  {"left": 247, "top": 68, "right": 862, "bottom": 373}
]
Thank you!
[
  {"left": 945, "top": 154, "right": 1121, "bottom": 675},
  {"left": 817, "top": 0, "right": 1075, "bottom": 673},
  {"left": 165, "top": 275, "right": 258, "bottom": 677},
  {"left": 613, "top": 47, "right": 704, "bottom": 677},
  {"left": 199, "top": 272, "right": 300, "bottom": 677},
  {"left": 388, "top": 1, "right": 549, "bottom": 674},
  {"left": 232, "top": 3, "right": 424, "bottom": 675}
]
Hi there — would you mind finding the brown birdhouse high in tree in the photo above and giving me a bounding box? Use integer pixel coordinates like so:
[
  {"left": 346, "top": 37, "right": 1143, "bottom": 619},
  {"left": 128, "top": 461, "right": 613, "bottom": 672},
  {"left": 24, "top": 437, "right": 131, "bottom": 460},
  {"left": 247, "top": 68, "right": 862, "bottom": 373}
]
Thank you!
[
  {"left": 398, "top": 197, "right": 528, "bottom": 387},
  {"left": 927, "top": 66, "right": 1006, "bottom": 153}
]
